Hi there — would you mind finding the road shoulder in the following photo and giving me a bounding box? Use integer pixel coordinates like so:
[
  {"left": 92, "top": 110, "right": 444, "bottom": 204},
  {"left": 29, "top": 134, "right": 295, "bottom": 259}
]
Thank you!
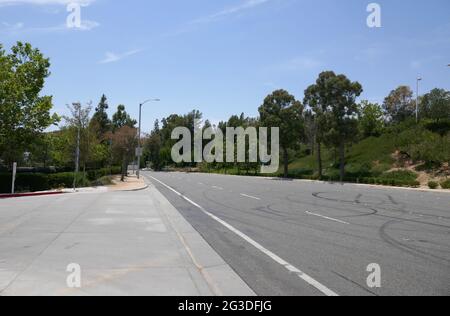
[{"left": 146, "top": 178, "right": 256, "bottom": 296}]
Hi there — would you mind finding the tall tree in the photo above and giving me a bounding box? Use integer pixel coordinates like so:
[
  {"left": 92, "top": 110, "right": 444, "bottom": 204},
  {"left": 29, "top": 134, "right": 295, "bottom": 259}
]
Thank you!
[
  {"left": 64, "top": 102, "right": 94, "bottom": 174},
  {"left": 305, "top": 71, "right": 363, "bottom": 181},
  {"left": 91, "top": 94, "right": 111, "bottom": 136},
  {"left": 359, "top": 100, "right": 384, "bottom": 137},
  {"left": 144, "top": 120, "right": 163, "bottom": 170},
  {"left": 112, "top": 105, "right": 137, "bottom": 130},
  {"left": 324, "top": 73, "right": 362, "bottom": 181},
  {"left": 0, "top": 42, "right": 59, "bottom": 167},
  {"left": 107, "top": 126, "right": 138, "bottom": 181},
  {"left": 259, "top": 89, "right": 304, "bottom": 178},
  {"left": 304, "top": 74, "right": 332, "bottom": 179},
  {"left": 383, "top": 86, "right": 415, "bottom": 123},
  {"left": 420, "top": 88, "right": 450, "bottom": 123}
]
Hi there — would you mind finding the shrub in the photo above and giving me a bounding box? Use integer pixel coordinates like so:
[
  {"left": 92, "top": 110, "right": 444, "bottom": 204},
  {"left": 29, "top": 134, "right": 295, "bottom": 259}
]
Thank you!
[
  {"left": 0, "top": 173, "right": 12, "bottom": 193},
  {"left": 380, "top": 170, "right": 418, "bottom": 182},
  {"left": 91, "top": 176, "right": 114, "bottom": 186},
  {"left": 48, "top": 173, "right": 75, "bottom": 189},
  {"left": 428, "top": 181, "right": 439, "bottom": 190},
  {"left": 441, "top": 179, "right": 450, "bottom": 190},
  {"left": 15, "top": 173, "right": 50, "bottom": 192}
]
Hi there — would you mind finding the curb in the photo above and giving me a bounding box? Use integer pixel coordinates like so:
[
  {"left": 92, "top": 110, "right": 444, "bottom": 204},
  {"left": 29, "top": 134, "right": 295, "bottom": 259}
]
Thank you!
[
  {"left": 121, "top": 184, "right": 149, "bottom": 192},
  {"left": 0, "top": 191, "right": 65, "bottom": 199},
  {"left": 145, "top": 178, "right": 256, "bottom": 296}
]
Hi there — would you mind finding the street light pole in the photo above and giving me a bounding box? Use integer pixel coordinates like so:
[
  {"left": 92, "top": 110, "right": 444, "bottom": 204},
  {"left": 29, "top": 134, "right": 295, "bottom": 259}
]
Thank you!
[
  {"left": 137, "top": 98, "right": 160, "bottom": 179},
  {"left": 73, "top": 106, "right": 81, "bottom": 190},
  {"left": 416, "top": 76, "right": 422, "bottom": 123}
]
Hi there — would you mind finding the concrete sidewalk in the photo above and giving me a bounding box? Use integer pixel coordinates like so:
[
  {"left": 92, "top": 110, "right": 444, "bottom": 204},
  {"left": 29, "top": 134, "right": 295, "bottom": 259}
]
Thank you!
[{"left": 0, "top": 180, "right": 254, "bottom": 296}]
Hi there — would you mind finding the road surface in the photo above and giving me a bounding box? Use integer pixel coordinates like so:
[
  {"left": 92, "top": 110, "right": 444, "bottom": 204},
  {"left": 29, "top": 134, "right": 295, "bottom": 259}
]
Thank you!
[{"left": 143, "top": 171, "right": 450, "bottom": 296}]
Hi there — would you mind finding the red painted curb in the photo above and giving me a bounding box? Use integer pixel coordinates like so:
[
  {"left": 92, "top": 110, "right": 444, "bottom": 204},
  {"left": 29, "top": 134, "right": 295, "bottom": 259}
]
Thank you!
[{"left": 0, "top": 191, "right": 65, "bottom": 199}]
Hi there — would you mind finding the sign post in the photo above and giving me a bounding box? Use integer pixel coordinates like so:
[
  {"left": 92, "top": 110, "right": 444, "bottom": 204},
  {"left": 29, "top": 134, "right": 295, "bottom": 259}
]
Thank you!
[{"left": 11, "top": 162, "right": 17, "bottom": 194}]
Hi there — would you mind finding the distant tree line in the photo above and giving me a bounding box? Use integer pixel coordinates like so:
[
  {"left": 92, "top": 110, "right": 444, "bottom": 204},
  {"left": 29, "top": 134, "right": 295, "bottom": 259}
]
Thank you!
[
  {"left": 1, "top": 42, "right": 449, "bottom": 184},
  {"left": 144, "top": 74, "right": 450, "bottom": 181}
]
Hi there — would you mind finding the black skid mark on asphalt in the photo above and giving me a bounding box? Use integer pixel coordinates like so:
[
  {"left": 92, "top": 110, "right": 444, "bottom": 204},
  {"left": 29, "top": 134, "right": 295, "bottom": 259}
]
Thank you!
[
  {"left": 379, "top": 220, "right": 450, "bottom": 266},
  {"left": 387, "top": 194, "right": 399, "bottom": 205},
  {"left": 331, "top": 270, "right": 379, "bottom": 296},
  {"left": 313, "top": 191, "right": 450, "bottom": 223},
  {"left": 200, "top": 190, "right": 290, "bottom": 226},
  {"left": 306, "top": 193, "right": 378, "bottom": 218},
  {"left": 355, "top": 194, "right": 363, "bottom": 204}
]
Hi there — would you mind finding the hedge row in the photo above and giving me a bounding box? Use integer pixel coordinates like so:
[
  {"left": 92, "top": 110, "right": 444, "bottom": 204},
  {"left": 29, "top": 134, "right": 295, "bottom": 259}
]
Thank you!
[{"left": 0, "top": 167, "right": 122, "bottom": 194}]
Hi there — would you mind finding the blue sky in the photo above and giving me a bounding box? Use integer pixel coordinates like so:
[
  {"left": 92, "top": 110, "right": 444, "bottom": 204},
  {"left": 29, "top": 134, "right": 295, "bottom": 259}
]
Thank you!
[{"left": 1, "top": 0, "right": 449, "bottom": 133}]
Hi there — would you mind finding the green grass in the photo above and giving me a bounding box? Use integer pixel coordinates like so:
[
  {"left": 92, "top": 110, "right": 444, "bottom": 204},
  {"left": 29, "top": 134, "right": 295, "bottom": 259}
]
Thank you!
[{"left": 289, "top": 134, "right": 396, "bottom": 178}]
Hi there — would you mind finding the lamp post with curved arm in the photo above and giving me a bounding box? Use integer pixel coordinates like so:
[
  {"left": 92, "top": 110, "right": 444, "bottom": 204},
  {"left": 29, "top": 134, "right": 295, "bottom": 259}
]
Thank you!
[{"left": 137, "top": 98, "right": 160, "bottom": 179}]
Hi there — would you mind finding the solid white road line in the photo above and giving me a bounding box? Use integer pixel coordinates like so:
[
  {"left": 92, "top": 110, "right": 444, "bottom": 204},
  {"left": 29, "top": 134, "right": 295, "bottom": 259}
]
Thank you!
[
  {"left": 149, "top": 175, "right": 339, "bottom": 297},
  {"left": 240, "top": 194, "right": 261, "bottom": 201},
  {"left": 305, "top": 211, "right": 350, "bottom": 225}
]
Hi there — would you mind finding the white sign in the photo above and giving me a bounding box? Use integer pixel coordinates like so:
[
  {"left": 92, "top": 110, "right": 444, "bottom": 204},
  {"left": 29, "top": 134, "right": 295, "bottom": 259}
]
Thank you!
[{"left": 136, "top": 148, "right": 143, "bottom": 157}]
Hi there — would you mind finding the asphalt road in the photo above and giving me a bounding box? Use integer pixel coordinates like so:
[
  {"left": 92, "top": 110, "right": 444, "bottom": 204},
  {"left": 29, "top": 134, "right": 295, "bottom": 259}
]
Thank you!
[{"left": 143, "top": 171, "right": 450, "bottom": 296}]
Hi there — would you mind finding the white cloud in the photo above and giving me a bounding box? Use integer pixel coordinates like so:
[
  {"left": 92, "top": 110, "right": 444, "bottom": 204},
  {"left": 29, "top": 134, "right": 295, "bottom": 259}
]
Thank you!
[
  {"left": 0, "top": 0, "right": 95, "bottom": 7},
  {"left": 0, "top": 20, "right": 99, "bottom": 34},
  {"left": 191, "top": 0, "right": 271, "bottom": 24},
  {"left": 164, "top": 0, "right": 272, "bottom": 37},
  {"left": 99, "top": 49, "right": 143, "bottom": 64}
]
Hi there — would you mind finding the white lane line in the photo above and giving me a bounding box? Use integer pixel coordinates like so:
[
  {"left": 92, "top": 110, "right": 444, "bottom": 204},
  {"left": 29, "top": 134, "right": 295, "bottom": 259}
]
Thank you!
[
  {"left": 149, "top": 175, "right": 339, "bottom": 297},
  {"left": 305, "top": 211, "right": 350, "bottom": 225},
  {"left": 212, "top": 186, "right": 224, "bottom": 190},
  {"left": 240, "top": 194, "right": 261, "bottom": 201}
]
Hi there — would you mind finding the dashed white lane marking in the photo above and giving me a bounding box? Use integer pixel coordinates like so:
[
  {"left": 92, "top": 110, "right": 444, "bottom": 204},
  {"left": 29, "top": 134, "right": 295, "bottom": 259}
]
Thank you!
[
  {"left": 305, "top": 211, "right": 350, "bottom": 225},
  {"left": 212, "top": 186, "right": 224, "bottom": 190},
  {"left": 149, "top": 175, "right": 339, "bottom": 297},
  {"left": 240, "top": 194, "right": 261, "bottom": 201}
]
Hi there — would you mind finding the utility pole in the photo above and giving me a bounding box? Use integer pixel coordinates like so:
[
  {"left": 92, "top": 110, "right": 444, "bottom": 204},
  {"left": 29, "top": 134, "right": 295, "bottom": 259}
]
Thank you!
[
  {"left": 73, "top": 105, "right": 81, "bottom": 191},
  {"left": 416, "top": 76, "right": 422, "bottom": 123}
]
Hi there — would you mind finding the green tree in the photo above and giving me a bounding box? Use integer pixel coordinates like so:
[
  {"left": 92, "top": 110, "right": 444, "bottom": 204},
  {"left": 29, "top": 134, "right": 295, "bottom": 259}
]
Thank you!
[
  {"left": 144, "top": 120, "right": 163, "bottom": 170},
  {"left": 259, "top": 89, "right": 304, "bottom": 178},
  {"left": 359, "top": 100, "right": 384, "bottom": 137},
  {"left": 420, "top": 88, "right": 450, "bottom": 123},
  {"left": 0, "top": 42, "right": 59, "bottom": 167},
  {"left": 108, "top": 126, "right": 138, "bottom": 181},
  {"left": 383, "top": 86, "right": 415, "bottom": 123},
  {"left": 90, "top": 94, "right": 111, "bottom": 136},
  {"left": 305, "top": 71, "right": 363, "bottom": 181},
  {"left": 304, "top": 72, "right": 334, "bottom": 179},
  {"left": 112, "top": 105, "right": 137, "bottom": 130}
]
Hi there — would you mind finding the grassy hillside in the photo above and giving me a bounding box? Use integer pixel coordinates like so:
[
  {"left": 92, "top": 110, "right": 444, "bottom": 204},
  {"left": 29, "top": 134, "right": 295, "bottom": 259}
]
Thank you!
[
  {"left": 287, "top": 125, "right": 450, "bottom": 189},
  {"left": 289, "top": 134, "right": 396, "bottom": 179}
]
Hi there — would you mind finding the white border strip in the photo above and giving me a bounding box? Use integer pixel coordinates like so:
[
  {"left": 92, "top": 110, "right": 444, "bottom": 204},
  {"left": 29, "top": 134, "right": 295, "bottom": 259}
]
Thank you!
[
  {"left": 240, "top": 194, "right": 261, "bottom": 201},
  {"left": 149, "top": 175, "right": 339, "bottom": 296},
  {"left": 305, "top": 211, "right": 350, "bottom": 225}
]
